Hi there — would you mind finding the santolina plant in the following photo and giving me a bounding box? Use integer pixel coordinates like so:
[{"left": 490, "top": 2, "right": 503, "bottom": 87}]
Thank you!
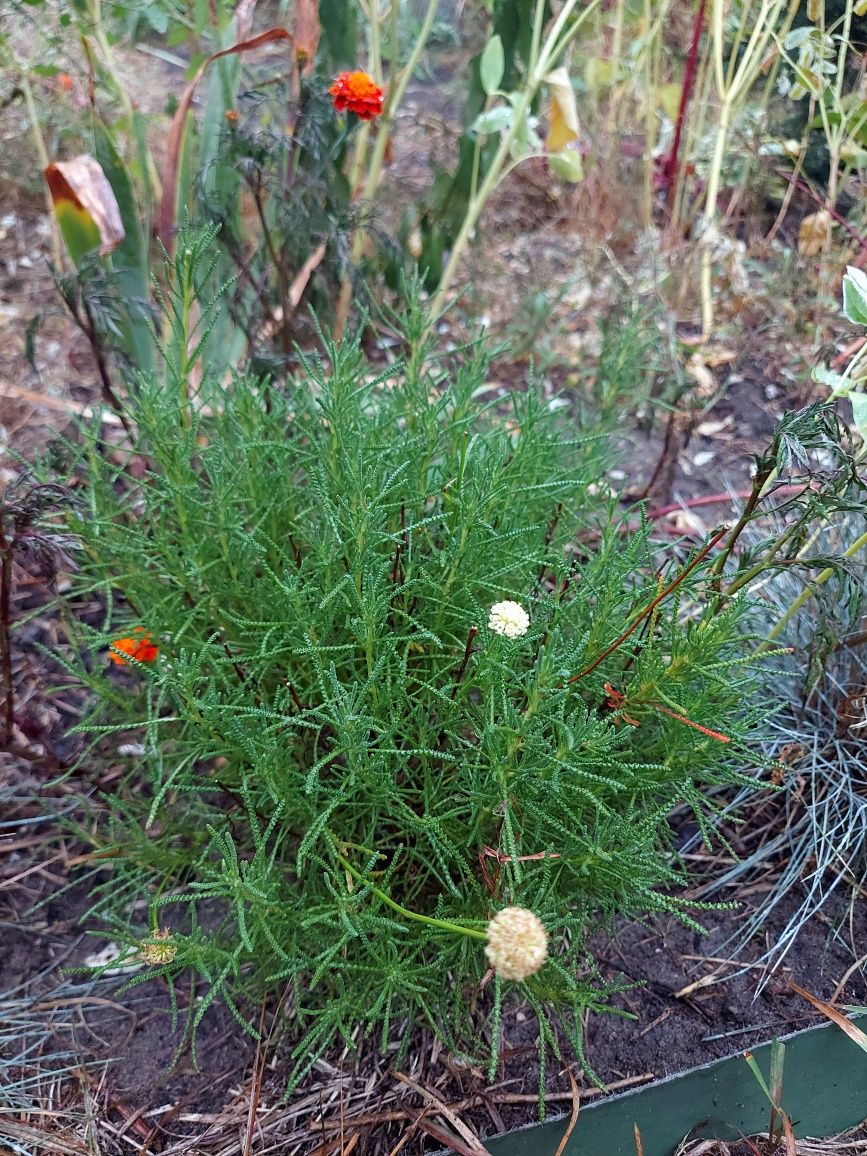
[{"left": 56, "top": 270, "right": 769, "bottom": 1087}]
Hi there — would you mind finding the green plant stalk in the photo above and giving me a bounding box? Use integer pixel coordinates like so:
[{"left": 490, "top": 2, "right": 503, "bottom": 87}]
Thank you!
[
  {"left": 86, "top": 0, "right": 162, "bottom": 202},
  {"left": 724, "top": 513, "right": 817, "bottom": 597},
  {"left": 19, "top": 72, "right": 64, "bottom": 269},
  {"left": 641, "top": 0, "right": 659, "bottom": 229},
  {"left": 757, "top": 528, "right": 867, "bottom": 652},
  {"left": 331, "top": 840, "right": 487, "bottom": 941},
  {"left": 700, "top": 0, "right": 792, "bottom": 338},
  {"left": 428, "top": 0, "right": 602, "bottom": 323},
  {"left": 817, "top": 2, "right": 856, "bottom": 308}
]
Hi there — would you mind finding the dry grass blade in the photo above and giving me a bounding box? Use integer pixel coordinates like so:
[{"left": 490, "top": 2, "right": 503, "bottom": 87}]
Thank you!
[
  {"left": 788, "top": 981, "right": 867, "bottom": 1053},
  {"left": 678, "top": 1131, "right": 867, "bottom": 1155},
  {"left": 634, "top": 1121, "right": 645, "bottom": 1156},
  {"left": 674, "top": 1142, "right": 731, "bottom": 1155},
  {"left": 393, "top": 1073, "right": 491, "bottom": 1155},
  {"left": 0, "top": 1117, "right": 90, "bottom": 1156},
  {"left": 287, "top": 242, "right": 327, "bottom": 313},
  {"left": 552, "top": 1070, "right": 580, "bottom": 1156},
  {"left": 782, "top": 1112, "right": 798, "bottom": 1156}
]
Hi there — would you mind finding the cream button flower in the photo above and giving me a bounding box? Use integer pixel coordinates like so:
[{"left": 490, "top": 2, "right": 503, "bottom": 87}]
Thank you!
[
  {"left": 485, "top": 906, "right": 548, "bottom": 981},
  {"left": 487, "top": 600, "right": 530, "bottom": 639},
  {"left": 138, "top": 928, "right": 177, "bottom": 966}
]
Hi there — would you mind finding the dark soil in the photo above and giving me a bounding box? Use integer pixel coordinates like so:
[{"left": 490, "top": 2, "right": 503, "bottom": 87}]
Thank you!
[{"left": 2, "top": 812, "right": 865, "bottom": 1155}]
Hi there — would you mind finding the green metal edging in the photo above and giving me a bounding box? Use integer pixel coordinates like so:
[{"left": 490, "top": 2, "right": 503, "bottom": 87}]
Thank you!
[{"left": 479, "top": 1017, "right": 867, "bottom": 1155}]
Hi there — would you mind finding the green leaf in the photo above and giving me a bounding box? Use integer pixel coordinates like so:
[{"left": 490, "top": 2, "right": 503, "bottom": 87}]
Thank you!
[
  {"left": 471, "top": 105, "right": 512, "bottom": 136},
  {"left": 479, "top": 35, "right": 504, "bottom": 97},
  {"left": 851, "top": 392, "right": 867, "bottom": 441},
  {"left": 812, "top": 363, "right": 846, "bottom": 390},
  {"left": 145, "top": 3, "right": 169, "bottom": 34},
  {"left": 548, "top": 149, "right": 584, "bottom": 183},
  {"left": 843, "top": 265, "right": 867, "bottom": 326}
]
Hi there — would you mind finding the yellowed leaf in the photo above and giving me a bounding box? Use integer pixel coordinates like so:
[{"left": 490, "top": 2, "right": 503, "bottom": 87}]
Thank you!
[
  {"left": 685, "top": 352, "right": 716, "bottom": 395},
  {"left": 544, "top": 67, "right": 580, "bottom": 152},
  {"left": 789, "top": 980, "right": 867, "bottom": 1053},
  {"left": 798, "top": 208, "right": 832, "bottom": 257},
  {"left": 655, "top": 82, "right": 682, "bottom": 121}
]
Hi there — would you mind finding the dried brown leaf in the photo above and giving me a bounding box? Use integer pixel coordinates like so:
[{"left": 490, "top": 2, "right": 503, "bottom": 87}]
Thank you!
[{"left": 44, "top": 156, "right": 124, "bottom": 255}]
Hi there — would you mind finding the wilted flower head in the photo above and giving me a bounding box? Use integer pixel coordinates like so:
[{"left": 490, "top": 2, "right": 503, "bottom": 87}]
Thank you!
[
  {"left": 110, "top": 627, "right": 158, "bottom": 666},
  {"left": 485, "top": 906, "right": 548, "bottom": 981},
  {"left": 487, "top": 600, "right": 530, "bottom": 639},
  {"left": 329, "top": 70, "right": 385, "bottom": 120},
  {"left": 138, "top": 928, "right": 176, "bottom": 966}
]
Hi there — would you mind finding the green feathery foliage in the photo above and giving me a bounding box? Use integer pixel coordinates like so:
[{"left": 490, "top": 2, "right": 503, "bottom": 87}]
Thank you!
[{"left": 53, "top": 250, "right": 771, "bottom": 1087}]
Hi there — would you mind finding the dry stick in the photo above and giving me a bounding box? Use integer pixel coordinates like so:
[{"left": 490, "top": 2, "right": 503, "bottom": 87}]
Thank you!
[
  {"left": 567, "top": 526, "right": 727, "bottom": 685},
  {"left": 552, "top": 1070, "right": 580, "bottom": 1156},
  {"left": 772, "top": 167, "right": 867, "bottom": 254},
  {"left": 646, "top": 483, "right": 815, "bottom": 521}
]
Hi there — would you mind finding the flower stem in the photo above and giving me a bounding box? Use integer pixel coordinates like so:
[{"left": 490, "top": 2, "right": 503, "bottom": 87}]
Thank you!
[{"left": 331, "top": 839, "right": 487, "bottom": 941}]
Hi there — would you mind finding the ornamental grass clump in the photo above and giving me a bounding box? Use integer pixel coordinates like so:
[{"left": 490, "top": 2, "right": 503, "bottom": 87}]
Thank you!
[{"left": 56, "top": 270, "right": 767, "bottom": 1086}]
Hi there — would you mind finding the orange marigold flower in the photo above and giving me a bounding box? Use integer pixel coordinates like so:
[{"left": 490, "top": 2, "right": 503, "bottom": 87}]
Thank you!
[
  {"left": 225, "top": 108, "right": 239, "bottom": 123},
  {"left": 110, "top": 627, "right": 158, "bottom": 666},
  {"left": 57, "top": 72, "right": 75, "bottom": 92},
  {"left": 328, "top": 70, "right": 384, "bottom": 120}
]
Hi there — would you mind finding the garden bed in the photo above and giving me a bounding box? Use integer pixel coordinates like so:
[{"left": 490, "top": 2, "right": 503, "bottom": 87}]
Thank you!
[
  {"left": 3, "top": 804, "right": 866, "bottom": 1155},
  {"left": 2, "top": 4, "right": 866, "bottom": 1149}
]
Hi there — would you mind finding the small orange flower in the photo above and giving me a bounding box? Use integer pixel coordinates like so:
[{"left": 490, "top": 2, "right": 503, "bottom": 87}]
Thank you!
[
  {"left": 225, "top": 108, "right": 239, "bottom": 123},
  {"left": 57, "top": 72, "right": 75, "bottom": 93},
  {"left": 110, "top": 627, "right": 158, "bottom": 666},
  {"left": 328, "top": 70, "right": 384, "bottom": 120}
]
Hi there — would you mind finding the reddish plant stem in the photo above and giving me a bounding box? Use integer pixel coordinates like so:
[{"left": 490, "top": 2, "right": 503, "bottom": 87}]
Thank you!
[
  {"left": 0, "top": 511, "right": 13, "bottom": 744},
  {"left": 646, "top": 482, "right": 815, "bottom": 521},
  {"left": 566, "top": 526, "right": 727, "bottom": 685},
  {"left": 661, "top": 0, "right": 708, "bottom": 210},
  {"left": 451, "top": 625, "right": 478, "bottom": 699},
  {"left": 649, "top": 702, "right": 731, "bottom": 742}
]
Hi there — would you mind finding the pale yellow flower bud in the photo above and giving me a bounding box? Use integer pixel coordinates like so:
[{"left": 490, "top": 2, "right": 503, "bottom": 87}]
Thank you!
[
  {"left": 485, "top": 906, "right": 548, "bottom": 981},
  {"left": 138, "top": 928, "right": 177, "bottom": 966},
  {"left": 487, "top": 600, "right": 530, "bottom": 639}
]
